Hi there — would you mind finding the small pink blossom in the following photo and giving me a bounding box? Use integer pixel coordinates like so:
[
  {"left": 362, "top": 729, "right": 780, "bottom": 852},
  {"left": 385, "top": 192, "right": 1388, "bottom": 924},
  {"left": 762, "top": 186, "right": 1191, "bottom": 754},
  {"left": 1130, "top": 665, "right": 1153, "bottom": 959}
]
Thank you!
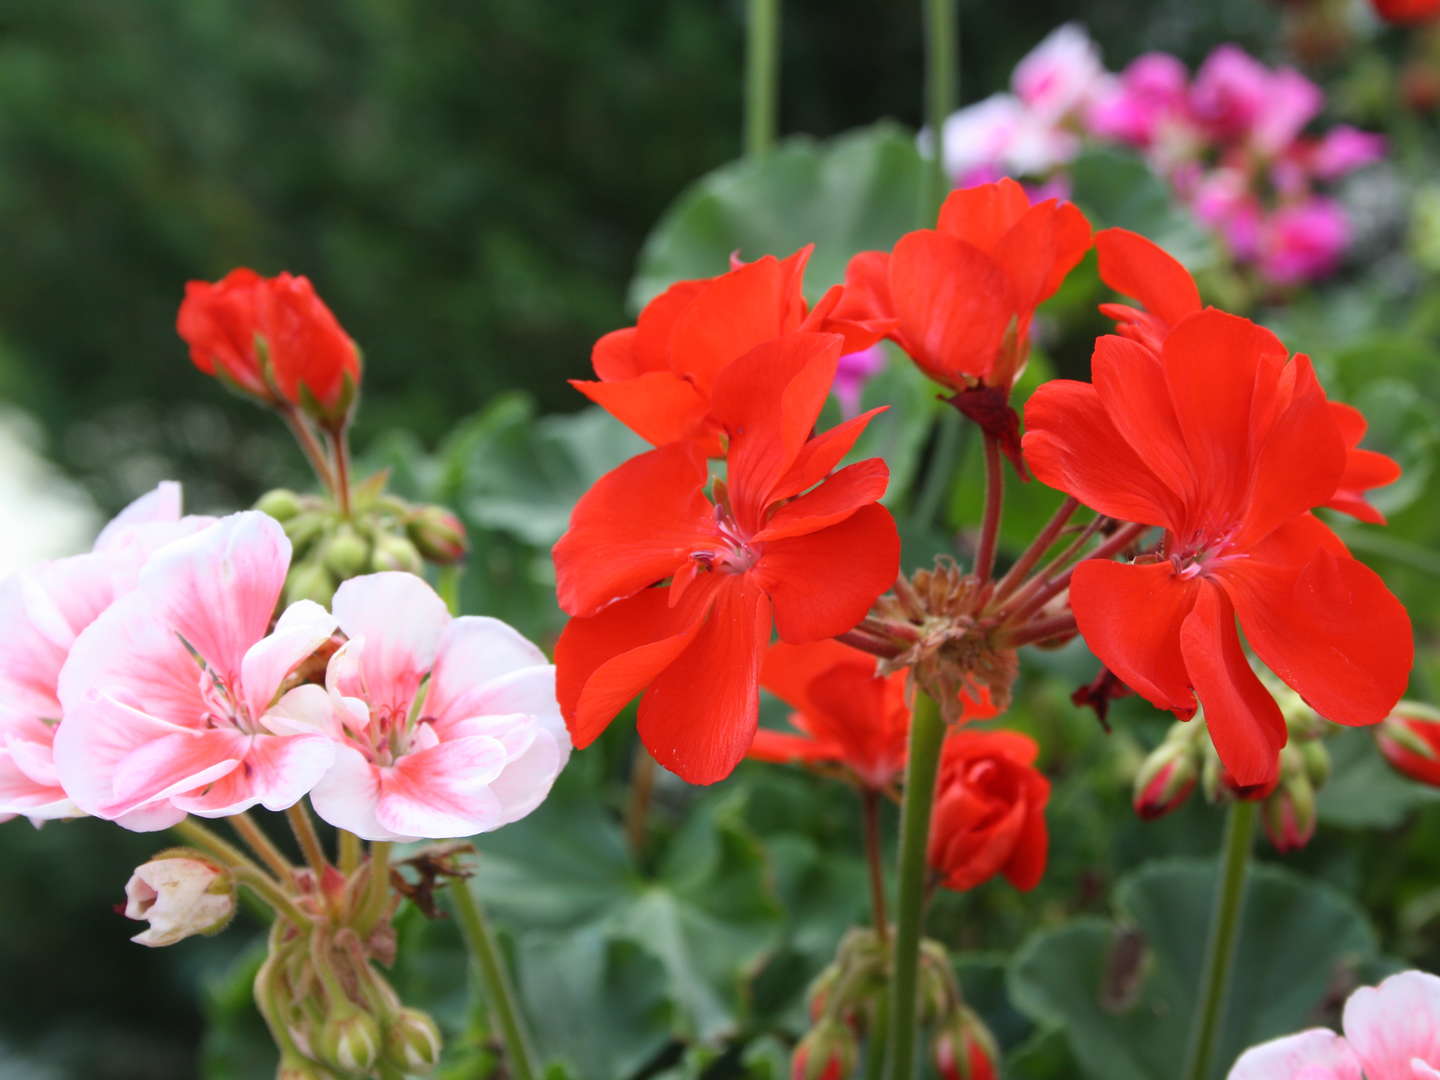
[
  {"left": 0, "top": 483, "right": 213, "bottom": 824},
  {"left": 1309, "top": 127, "right": 1388, "bottom": 180},
  {"left": 54, "top": 511, "right": 338, "bottom": 830},
  {"left": 1227, "top": 971, "right": 1440, "bottom": 1079},
  {"left": 1012, "top": 23, "right": 1107, "bottom": 118},
  {"left": 1189, "top": 45, "right": 1273, "bottom": 143},
  {"left": 833, "top": 344, "right": 887, "bottom": 419},
  {"left": 1086, "top": 52, "right": 1190, "bottom": 148},
  {"left": 305, "top": 572, "right": 568, "bottom": 841},
  {"left": 1257, "top": 198, "right": 1350, "bottom": 286},
  {"left": 1251, "top": 67, "right": 1324, "bottom": 157}
]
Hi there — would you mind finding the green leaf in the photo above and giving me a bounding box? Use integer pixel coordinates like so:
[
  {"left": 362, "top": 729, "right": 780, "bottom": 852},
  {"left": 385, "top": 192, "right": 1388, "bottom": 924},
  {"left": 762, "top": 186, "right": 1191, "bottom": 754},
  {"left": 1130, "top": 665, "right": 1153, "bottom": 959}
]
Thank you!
[
  {"left": 1008, "top": 858, "right": 1379, "bottom": 1080},
  {"left": 630, "top": 122, "right": 927, "bottom": 309},
  {"left": 1067, "top": 148, "right": 1213, "bottom": 266},
  {"left": 1318, "top": 727, "right": 1440, "bottom": 830}
]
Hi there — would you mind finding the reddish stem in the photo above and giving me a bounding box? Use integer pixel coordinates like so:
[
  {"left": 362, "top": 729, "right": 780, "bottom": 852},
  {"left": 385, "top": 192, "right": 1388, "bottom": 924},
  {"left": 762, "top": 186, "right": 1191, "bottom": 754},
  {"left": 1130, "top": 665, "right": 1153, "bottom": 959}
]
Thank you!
[
  {"left": 990, "top": 496, "right": 1079, "bottom": 605},
  {"left": 1001, "top": 611, "right": 1079, "bottom": 648},
  {"left": 973, "top": 434, "right": 1004, "bottom": 585},
  {"left": 1004, "top": 521, "right": 1151, "bottom": 627}
]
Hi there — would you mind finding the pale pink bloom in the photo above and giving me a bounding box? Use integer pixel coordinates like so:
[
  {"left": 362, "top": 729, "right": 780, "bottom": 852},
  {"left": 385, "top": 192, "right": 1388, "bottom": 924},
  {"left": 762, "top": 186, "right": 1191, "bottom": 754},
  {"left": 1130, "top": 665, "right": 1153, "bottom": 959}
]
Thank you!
[
  {"left": 1012, "top": 23, "right": 1107, "bottom": 119},
  {"left": 306, "top": 572, "right": 568, "bottom": 841},
  {"left": 54, "top": 511, "right": 337, "bottom": 830},
  {"left": 1086, "top": 52, "right": 1190, "bottom": 148},
  {"left": 0, "top": 482, "right": 213, "bottom": 823},
  {"left": 124, "top": 853, "right": 235, "bottom": 947},
  {"left": 1257, "top": 197, "right": 1349, "bottom": 285},
  {"left": 937, "top": 94, "right": 1028, "bottom": 182},
  {"left": 1251, "top": 67, "right": 1324, "bottom": 157},
  {"left": 1190, "top": 167, "right": 1264, "bottom": 258},
  {"left": 1227, "top": 971, "right": 1440, "bottom": 1079},
  {"left": 1310, "top": 127, "right": 1387, "bottom": 180},
  {"left": 1189, "top": 45, "right": 1273, "bottom": 143}
]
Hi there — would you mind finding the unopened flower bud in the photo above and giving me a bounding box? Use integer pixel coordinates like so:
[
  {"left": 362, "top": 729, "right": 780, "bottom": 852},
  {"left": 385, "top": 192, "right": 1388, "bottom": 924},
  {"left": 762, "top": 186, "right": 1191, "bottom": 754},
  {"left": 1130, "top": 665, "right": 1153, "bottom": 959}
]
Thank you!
[
  {"left": 320, "top": 524, "right": 370, "bottom": 579},
  {"left": 256, "top": 488, "right": 305, "bottom": 522},
  {"left": 805, "top": 963, "right": 842, "bottom": 1024},
  {"left": 792, "top": 1019, "right": 857, "bottom": 1080},
  {"left": 1133, "top": 731, "right": 1201, "bottom": 820},
  {"left": 277, "top": 1053, "right": 340, "bottom": 1080},
  {"left": 283, "top": 511, "right": 328, "bottom": 554},
  {"left": 1377, "top": 702, "right": 1440, "bottom": 787},
  {"left": 1298, "top": 738, "right": 1331, "bottom": 789},
  {"left": 317, "top": 1008, "right": 381, "bottom": 1075},
  {"left": 370, "top": 532, "right": 424, "bottom": 574},
  {"left": 1262, "top": 750, "right": 1317, "bottom": 853},
  {"left": 382, "top": 1007, "right": 443, "bottom": 1073},
  {"left": 123, "top": 850, "right": 235, "bottom": 947},
  {"left": 286, "top": 561, "right": 338, "bottom": 607},
  {"left": 406, "top": 505, "right": 469, "bottom": 564},
  {"left": 919, "top": 939, "right": 959, "bottom": 1023},
  {"left": 933, "top": 1004, "right": 999, "bottom": 1080}
]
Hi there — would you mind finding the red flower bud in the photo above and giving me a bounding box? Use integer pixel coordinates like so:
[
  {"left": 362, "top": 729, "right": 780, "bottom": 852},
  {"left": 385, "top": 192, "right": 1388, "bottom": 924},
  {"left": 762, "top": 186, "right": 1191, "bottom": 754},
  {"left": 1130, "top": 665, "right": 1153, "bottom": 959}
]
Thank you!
[
  {"left": 1372, "top": 0, "right": 1440, "bottom": 23},
  {"left": 1377, "top": 702, "right": 1440, "bottom": 786},
  {"left": 792, "top": 1020, "right": 857, "bottom": 1080},
  {"left": 406, "top": 505, "right": 470, "bottom": 565},
  {"left": 1133, "top": 727, "right": 1202, "bottom": 821},
  {"left": 933, "top": 1005, "right": 999, "bottom": 1080},
  {"left": 178, "top": 268, "right": 360, "bottom": 423}
]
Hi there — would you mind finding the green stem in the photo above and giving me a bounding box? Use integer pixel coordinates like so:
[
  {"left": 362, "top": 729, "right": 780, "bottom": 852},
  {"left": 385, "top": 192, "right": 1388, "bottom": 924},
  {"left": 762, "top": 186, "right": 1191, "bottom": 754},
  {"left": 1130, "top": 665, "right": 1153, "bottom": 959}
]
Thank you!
[
  {"left": 744, "top": 0, "right": 781, "bottom": 157},
  {"left": 922, "top": 0, "right": 957, "bottom": 219},
  {"left": 339, "top": 830, "right": 362, "bottom": 877},
  {"left": 172, "top": 816, "right": 269, "bottom": 881},
  {"left": 884, "top": 687, "right": 947, "bottom": 1080},
  {"left": 866, "top": 994, "right": 890, "bottom": 1080},
  {"left": 1181, "top": 799, "right": 1258, "bottom": 1080},
  {"left": 233, "top": 865, "right": 313, "bottom": 929},
  {"left": 437, "top": 563, "right": 463, "bottom": 614},
  {"left": 450, "top": 878, "right": 540, "bottom": 1080},
  {"left": 862, "top": 788, "right": 889, "bottom": 943},
  {"left": 286, "top": 803, "right": 331, "bottom": 884},
  {"left": 280, "top": 405, "right": 337, "bottom": 494},
  {"left": 356, "top": 841, "right": 392, "bottom": 932},
  {"left": 230, "top": 811, "right": 295, "bottom": 887},
  {"left": 328, "top": 426, "right": 353, "bottom": 518}
]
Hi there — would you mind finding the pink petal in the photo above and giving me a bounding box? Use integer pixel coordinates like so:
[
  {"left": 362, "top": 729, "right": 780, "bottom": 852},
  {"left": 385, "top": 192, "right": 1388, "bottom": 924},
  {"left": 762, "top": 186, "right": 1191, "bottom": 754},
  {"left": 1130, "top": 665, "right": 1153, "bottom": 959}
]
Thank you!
[
  {"left": 426, "top": 616, "right": 549, "bottom": 723},
  {"left": 239, "top": 599, "right": 337, "bottom": 718},
  {"left": 1226, "top": 1029, "right": 1363, "bottom": 1080},
  {"left": 374, "top": 735, "right": 510, "bottom": 839},
  {"left": 92, "top": 482, "right": 182, "bottom": 550},
  {"left": 433, "top": 665, "right": 568, "bottom": 760},
  {"left": 310, "top": 746, "right": 402, "bottom": 841},
  {"left": 1342, "top": 971, "right": 1440, "bottom": 1079},
  {"left": 0, "top": 740, "right": 73, "bottom": 820},
  {"left": 139, "top": 512, "right": 290, "bottom": 683},
  {"left": 330, "top": 572, "right": 450, "bottom": 710},
  {"left": 110, "top": 728, "right": 247, "bottom": 811},
  {"left": 261, "top": 684, "right": 347, "bottom": 739},
  {"left": 171, "top": 733, "right": 335, "bottom": 817}
]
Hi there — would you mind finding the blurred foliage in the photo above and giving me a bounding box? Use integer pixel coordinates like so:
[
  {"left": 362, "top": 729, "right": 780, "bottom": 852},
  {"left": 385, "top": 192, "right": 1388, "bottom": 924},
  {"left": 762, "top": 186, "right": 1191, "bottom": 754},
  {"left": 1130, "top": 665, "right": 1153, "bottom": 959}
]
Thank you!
[{"left": 5, "top": 1, "right": 1440, "bottom": 1078}]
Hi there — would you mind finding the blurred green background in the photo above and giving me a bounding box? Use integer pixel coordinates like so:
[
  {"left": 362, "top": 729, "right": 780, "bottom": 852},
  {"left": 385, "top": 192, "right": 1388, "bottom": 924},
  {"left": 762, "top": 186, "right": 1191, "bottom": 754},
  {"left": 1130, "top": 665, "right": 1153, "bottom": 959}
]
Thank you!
[{"left": 3, "top": 1, "right": 1439, "bottom": 1078}]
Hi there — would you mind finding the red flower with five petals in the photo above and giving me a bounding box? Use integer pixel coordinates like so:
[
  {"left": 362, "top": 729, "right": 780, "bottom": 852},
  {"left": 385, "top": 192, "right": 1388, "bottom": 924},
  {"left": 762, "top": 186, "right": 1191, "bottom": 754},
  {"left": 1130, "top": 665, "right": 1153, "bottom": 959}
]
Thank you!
[
  {"left": 928, "top": 730, "right": 1050, "bottom": 892},
  {"left": 553, "top": 333, "right": 900, "bottom": 784},
  {"left": 1023, "top": 309, "right": 1412, "bottom": 785},
  {"left": 837, "top": 178, "right": 1092, "bottom": 391},
  {"left": 1096, "top": 227, "right": 1401, "bottom": 523},
  {"left": 177, "top": 269, "right": 360, "bottom": 420},
  {"left": 571, "top": 247, "right": 889, "bottom": 454}
]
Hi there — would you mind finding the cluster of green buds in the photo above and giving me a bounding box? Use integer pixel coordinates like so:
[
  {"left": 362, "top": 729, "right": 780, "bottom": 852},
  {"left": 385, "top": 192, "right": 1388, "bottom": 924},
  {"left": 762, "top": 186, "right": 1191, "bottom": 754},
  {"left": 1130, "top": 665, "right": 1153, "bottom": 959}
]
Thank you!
[
  {"left": 257, "top": 478, "right": 468, "bottom": 607},
  {"left": 792, "top": 930, "right": 998, "bottom": 1080},
  {"left": 255, "top": 859, "right": 442, "bottom": 1079},
  {"left": 1133, "top": 683, "right": 1333, "bottom": 853}
]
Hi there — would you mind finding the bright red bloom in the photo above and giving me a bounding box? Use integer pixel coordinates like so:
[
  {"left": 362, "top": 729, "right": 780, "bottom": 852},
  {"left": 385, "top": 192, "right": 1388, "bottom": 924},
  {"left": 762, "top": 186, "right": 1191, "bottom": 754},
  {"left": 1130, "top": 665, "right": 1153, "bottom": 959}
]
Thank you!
[
  {"left": 927, "top": 730, "right": 1049, "bottom": 892},
  {"left": 177, "top": 269, "right": 361, "bottom": 419},
  {"left": 571, "top": 247, "right": 889, "bottom": 453},
  {"left": 837, "top": 178, "right": 1091, "bottom": 391},
  {"left": 553, "top": 333, "right": 900, "bottom": 784},
  {"left": 1024, "top": 310, "right": 1413, "bottom": 785},
  {"left": 1377, "top": 703, "right": 1440, "bottom": 786},
  {"left": 1096, "top": 227, "right": 1402, "bottom": 523},
  {"left": 1371, "top": 0, "right": 1440, "bottom": 23}
]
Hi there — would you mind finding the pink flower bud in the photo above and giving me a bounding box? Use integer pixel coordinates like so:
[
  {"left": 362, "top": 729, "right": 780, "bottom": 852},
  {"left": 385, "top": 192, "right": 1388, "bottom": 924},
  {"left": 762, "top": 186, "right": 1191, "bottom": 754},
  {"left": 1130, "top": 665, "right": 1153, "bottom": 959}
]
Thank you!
[
  {"left": 1377, "top": 702, "right": 1440, "bottom": 787},
  {"left": 933, "top": 1005, "right": 1000, "bottom": 1080},
  {"left": 123, "top": 851, "right": 235, "bottom": 947},
  {"left": 1262, "top": 748, "right": 1318, "bottom": 853},
  {"left": 1133, "top": 725, "right": 1202, "bottom": 820},
  {"left": 406, "top": 505, "right": 469, "bottom": 565}
]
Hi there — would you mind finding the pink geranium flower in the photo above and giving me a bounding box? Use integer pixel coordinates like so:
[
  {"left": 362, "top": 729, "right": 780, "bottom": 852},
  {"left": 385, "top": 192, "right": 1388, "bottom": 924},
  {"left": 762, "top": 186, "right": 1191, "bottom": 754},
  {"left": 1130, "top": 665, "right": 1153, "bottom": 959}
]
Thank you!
[
  {"left": 0, "top": 483, "right": 213, "bottom": 823},
  {"left": 1228, "top": 971, "right": 1440, "bottom": 1079},
  {"left": 53, "top": 511, "right": 338, "bottom": 830},
  {"left": 305, "top": 572, "right": 568, "bottom": 841}
]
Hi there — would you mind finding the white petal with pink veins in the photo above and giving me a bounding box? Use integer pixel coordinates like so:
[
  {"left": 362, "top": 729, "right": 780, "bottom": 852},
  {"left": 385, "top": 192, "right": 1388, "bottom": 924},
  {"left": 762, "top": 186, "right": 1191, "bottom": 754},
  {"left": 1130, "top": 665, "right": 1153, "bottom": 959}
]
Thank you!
[
  {"left": 426, "top": 616, "right": 548, "bottom": 720},
  {"left": 436, "top": 665, "right": 568, "bottom": 761},
  {"left": 93, "top": 482, "right": 182, "bottom": 550},
  {"left": 487, "top": 729, "right": 564, "bottom": 825},
  {"left": 109, "top": 729, "right": 246, "bottom": 813},
  {"left": 310, "top": 745, "right": 408, "bottom": 841},
  {"left": 239, "top": 599, "right": 337, "bottom": 718},
  {"left": 171, "top": 733, "right": 336, "bottom": 817},
  {"left": 331, "top": 573, "right": 449, "bottom": 709},
  {"left": 139, "top": 512, "right": 290, "bottom": 684},
  {"left": 1343, "top": 971, "right": 1440, "bottom": 1080},
  {"left": 262, "top": 685, "right": 346, "bottom": 739},
  {"left": 1226, "top": 1029, "right": 1363, "bottom": 1080},
  {"left": 3, "top": 717, "right": 60, "bottom": 786},
  {"left": 373, "top": 734, "right": 509, "bottom": 839},
  {"left": 0, "top": 747, "right": 74, "bottom": 820}
]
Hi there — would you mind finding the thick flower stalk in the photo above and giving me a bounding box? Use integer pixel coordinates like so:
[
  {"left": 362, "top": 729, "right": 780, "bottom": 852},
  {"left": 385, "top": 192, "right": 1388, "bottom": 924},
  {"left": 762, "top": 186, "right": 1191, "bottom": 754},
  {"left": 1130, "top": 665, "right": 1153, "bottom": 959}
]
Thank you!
[{"left": 554, "top": 332, "right": 900, "bottom": 783}]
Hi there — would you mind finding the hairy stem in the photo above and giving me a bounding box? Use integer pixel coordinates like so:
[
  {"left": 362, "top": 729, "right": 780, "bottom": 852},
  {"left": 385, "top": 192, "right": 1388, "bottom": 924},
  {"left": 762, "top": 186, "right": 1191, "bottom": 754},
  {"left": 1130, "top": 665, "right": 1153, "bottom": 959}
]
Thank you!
[
  {"left": 450, "top": 877, "right": 540, "bottom": 1080},
  {"left": 990, "top": 496, "right": 1080, "bottom": 604},
  {"left": 328, "top": 426, "right": 353, "bottom": 518},
  {"left": 279, "top": 406, "right": 337, "bottom": 494},
  {"left": 286, "top": 804, "right": 331, "bottom": 883},
  {"left": 172, "top": 816, "right": 269, "bottom": 880},
  {"left": 230, "top": 811, "right": 295, "bottom": 887},
  {"left": 338, "top": 830, "right": 362, "bottom": 877}
]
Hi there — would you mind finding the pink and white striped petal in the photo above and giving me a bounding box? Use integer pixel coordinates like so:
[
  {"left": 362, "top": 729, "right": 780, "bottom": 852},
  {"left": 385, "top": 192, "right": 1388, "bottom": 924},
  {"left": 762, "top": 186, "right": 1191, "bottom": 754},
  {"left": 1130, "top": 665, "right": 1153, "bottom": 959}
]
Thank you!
[
  {"left": 330, "top": 573, "right": 449, "bottom": 710},
  {"left": 1227, "top": 1029, "right": 1363, "bottom": 1080},
  {"left": 170, "top": 733, "right": 336, "bottom": 817},
  {"left": 1342, "top": 971, "right": 1440, "bottom": 1079},
  {"left": 239, "top": 600, "right": 337, "bottom": 718}
]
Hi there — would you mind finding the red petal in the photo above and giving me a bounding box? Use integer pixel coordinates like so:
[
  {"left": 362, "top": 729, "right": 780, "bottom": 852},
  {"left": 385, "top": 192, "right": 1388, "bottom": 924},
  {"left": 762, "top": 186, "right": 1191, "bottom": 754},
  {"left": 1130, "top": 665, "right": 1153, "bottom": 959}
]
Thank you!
[
  {"left": 1091, "top": 334, "right": 1195, "bottom": 507},
  {"left": 570, "top": 372, "right": 712, "bottom": 449},
  {"left": 1095, "top": 227, "right": 1201, "bottom": 330},
  {"left": 666, "top": 254, "right": 804, "bottom": 389},
  {"left": 591, "top": 328, "right": 641, "bottom": 380},
  {"left": 768, "top": 407, "right": 887, "bottom": 503},
  {"left": 631, "top": 278, "right": 710, "bottom": 372},
  {"left": 1003, "top": 787, "right": 1050, "bottom": 891},
  {"left": 637, "top": 577, "right": 771, "bottom": 784},
  {"left": 755, "top": 503, "right": 900, "bottom": 642},
  {"left": 554, "top": 582, "right": 716, "bottom": 749},
  {"left": 747, "top": 728, "right": 838, "bottom": 764},
  {"left": 1070, "top": 559, "right": 1199, "bottom": 715},
  {"left": 761, "top": 638, "right": 874, "bottom": 715},
  {"left": 1220, "top": 517, "right": 1413, "bottom": 729},
  {"left": 936, "top": 179, "right": 1031, "bottom": 254},
  {"left": 888, "top": 230, "right": 1013, "bottom": 384},
  {"left": 994, "top": 200, "right": 1093, "bottom": 312},
  {"left": 1022, "top": 379, "right": 1180, "bottom": 528},
  {"left": 754, "top": 459, "right": 890, "bottom": 543},
  {"left": 829, "top": 250, "right": 896, "bottom": 329},
  {"left": 552, "top": 442, "right": 714, "bottom": 617},
  {"left": 1178, "top": 583, "right": 1286, "bottom": 787}
]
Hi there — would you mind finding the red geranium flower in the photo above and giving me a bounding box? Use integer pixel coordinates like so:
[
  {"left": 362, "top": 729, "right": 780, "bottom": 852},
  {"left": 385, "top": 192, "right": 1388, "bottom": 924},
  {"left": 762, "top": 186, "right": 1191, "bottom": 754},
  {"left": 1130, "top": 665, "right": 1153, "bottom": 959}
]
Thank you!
[
  {"left": 1096, "top": 227, "right": 1402, "bottom": 524},
  {"left": 553, "top": 332, "right": 900, "bottom": 784},
  {"left": 1023, "top": 309, "right": 1413, "bottom": 785},
  {"left": 837, "top": 178, "right": 1091, "bottom": 392},
  {"left": 928, "top": 730, "right": 1049, "bottom": 892},
  {"left": 571, "top": 247, "right": 889, "bottom": 454},
  {"left": 1372, "top": 0, "right": 1440, "bottom": 23},
  {"left": 748, "top": 640, "right": 998, "bottom": 790},
  {"left": 177, "top": 268, "right": 360, "bottom": 420}
]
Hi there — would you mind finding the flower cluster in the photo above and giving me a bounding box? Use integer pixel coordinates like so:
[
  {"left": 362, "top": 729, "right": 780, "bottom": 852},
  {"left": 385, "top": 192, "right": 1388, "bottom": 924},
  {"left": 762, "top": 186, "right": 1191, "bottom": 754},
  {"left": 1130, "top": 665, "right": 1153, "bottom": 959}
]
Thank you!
[
  {"left": 934, "top": 24, "right": 1385, "bottom": 285},
  {"left": 555, "top": 258, "right": 902, "bottom": 784}
]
